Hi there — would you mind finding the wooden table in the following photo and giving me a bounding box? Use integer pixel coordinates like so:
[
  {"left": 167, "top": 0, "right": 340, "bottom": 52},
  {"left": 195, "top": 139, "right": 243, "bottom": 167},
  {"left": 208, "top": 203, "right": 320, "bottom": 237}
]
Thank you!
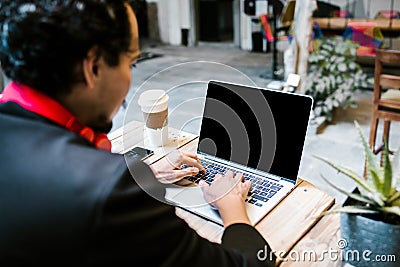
[{"left": 108, "top": 121, "right": 341, "bottom": 266}]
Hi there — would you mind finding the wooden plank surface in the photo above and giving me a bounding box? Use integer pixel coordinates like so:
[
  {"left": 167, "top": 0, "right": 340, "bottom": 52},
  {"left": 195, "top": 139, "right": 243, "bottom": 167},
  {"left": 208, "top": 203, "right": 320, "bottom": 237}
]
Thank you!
[
  {"left": 108, "top": 120, "right": 143, "bottom": 153},
  {"left": 313, "top": 18, "right": 400, "bottom": 31},
  {"left": 280, "top": 203, "right": 341, "bottom": 266},
  {"left": 255, "top": 180, "right": 335, "bottom": 265},
  {"left": 108, "top": 120, "right": 197, "bottom": 160},
  {"left": 174, "top": 180, "right": 336, "bottom": 266}
]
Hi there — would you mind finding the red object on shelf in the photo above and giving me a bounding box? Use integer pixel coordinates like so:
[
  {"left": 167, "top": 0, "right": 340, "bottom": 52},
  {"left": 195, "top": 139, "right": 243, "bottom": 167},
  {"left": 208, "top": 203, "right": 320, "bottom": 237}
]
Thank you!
[
  {"left": 375, "top": 10, "right": 400, "bottom": 19},
  {"left": 334, "top": 10, "right": 351, "bottom": 18}
]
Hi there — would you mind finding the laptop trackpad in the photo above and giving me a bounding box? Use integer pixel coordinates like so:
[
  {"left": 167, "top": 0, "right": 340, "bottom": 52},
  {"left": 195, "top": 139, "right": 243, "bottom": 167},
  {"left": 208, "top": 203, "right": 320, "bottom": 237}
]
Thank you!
[
  {"left": 169, "top": 186, "right": 223, "bottom": 225},
  {"left": 171, "top": 186, "right": 209, "bottom": 207}
]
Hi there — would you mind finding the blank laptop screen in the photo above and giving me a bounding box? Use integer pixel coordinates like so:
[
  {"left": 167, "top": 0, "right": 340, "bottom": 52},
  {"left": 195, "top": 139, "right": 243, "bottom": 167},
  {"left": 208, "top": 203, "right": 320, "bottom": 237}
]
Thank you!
[{"left": 198, "top": 81, "right": 312, "bottom": 182}]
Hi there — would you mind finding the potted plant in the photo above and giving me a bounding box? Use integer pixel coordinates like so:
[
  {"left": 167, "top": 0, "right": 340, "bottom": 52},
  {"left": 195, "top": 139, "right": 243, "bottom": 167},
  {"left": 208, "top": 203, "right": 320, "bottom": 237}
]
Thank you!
[
  {"left": 316, "top": 121, "right": 400, "bottom": 267},
  {"left": 303, "top": 37, "right": 368, "bottom": 121}
]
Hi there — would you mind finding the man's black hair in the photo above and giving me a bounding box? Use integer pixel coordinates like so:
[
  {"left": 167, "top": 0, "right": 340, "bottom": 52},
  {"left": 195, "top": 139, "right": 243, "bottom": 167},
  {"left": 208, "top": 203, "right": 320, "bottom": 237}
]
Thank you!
[{"left": 0, "top": 0, "right": 132, "bottom": 98}]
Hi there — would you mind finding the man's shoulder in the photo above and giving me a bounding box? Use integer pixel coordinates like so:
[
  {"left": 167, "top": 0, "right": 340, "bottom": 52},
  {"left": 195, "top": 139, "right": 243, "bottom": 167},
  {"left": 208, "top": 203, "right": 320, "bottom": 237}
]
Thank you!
[
  {"left": 0, "top": 101, "right": 131, "bottom": 217},
  {"left": 0, "top": 101, "right": 126, "bottom": 184},
  {"left": 0, "top": 102, "right": 147, "bottom": 262}
]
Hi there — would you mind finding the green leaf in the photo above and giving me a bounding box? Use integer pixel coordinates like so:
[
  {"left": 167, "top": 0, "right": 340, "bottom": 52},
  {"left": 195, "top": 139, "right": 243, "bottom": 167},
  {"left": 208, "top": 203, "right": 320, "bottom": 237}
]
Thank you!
[
  {"left": 320, "top": 175, "right": 377, "bottom": 205},
  {"left": 387, "top": 191, "right": 400, "bottom": 205},
  {"left": 370, "top": 168, "right": 383, "bottom": 192},
  {"left": 382, "top": 141, "right": 393, "bottom": 196},
  {"left": 367, "top": 192, "right": 386, "bottom": 207},
  {"left": 314, "top": 155, "right": 375, "bottom": 193},
  {"left": 393, "top": 199, "right": 400, "bottom": 207},
  {"left": 354, "top": 121, "right": 380, "bottom": 183},
  {"left": 378, "top": 206, "right": 400, "bottom": 217},
  {"left": 392, "top": 146, "right": 400, "bottom": 189},
  {"left": 323, "top": 206, "right": 380, "bottom": 216}
]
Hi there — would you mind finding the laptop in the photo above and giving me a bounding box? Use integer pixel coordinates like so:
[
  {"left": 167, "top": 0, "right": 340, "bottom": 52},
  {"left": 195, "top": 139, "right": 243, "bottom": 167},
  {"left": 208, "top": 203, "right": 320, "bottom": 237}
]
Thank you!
[{"left": 165, "top": 80, "right": 313, "bottom": 226}]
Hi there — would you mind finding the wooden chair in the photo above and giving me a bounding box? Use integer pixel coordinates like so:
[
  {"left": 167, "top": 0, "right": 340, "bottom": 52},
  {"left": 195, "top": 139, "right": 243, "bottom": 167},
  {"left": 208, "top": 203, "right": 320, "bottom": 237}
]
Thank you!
[{"left": 369, "top": 49, "right": 400, "bottom": 156}]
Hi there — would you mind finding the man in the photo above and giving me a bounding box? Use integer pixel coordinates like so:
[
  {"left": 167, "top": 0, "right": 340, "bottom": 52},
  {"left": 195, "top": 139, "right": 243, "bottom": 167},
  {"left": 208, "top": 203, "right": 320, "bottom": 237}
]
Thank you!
[{"left": 0, "top": 1, "right": 275, "bottom": 266}]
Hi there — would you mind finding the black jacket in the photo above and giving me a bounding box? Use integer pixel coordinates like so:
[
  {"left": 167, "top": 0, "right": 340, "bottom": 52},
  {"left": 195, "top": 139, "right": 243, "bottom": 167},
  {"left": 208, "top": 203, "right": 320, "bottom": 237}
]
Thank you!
[{"left": 0, "top": 102, "right": 275, "bottom": 266}]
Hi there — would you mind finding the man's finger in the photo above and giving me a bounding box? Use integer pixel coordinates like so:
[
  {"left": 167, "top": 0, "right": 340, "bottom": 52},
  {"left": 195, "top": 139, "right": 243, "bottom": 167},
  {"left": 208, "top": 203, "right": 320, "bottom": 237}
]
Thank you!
[
  {"left": 234, "top": 172, "right": 244, "bottom": 182},
  {"left": 199, "top": 179, "right": 208, "bottom": 189},
  {"left": 180, "top": 154, "right": 205, "bottom": 172},
  {"left": 163, "top": 167, "right": 199, "bottom": 183},
  {"left": 179, "top": 167, "right": 200, "bottom": 178},
  {"left": 181, "top": 150, "right": 198, "bottom": 159},
  {"left": 199, "top": 180, "right": 210, "bottom": 198},
  {"left": 224, "top": 170, "right": 234, "bottom": 178},
  {"left": 213, "top": 173, "right": 223, "bottom": 180},
  {"left": 161, "top": 167, "right": 200, "bottom": 183},
  {"left": 242, "top": 181, "right": 252, "bottom": 196}
]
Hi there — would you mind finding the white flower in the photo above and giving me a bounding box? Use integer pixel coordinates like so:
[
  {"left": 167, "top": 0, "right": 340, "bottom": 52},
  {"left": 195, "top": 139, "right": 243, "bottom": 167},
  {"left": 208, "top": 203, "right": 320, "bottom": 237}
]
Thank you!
[
  {"left": 334, "top": 91, "right": 344, "bottom": 103},
  {"left": 323, "top": 77, "right": 330, "bottom": 90},
  {"left": 316, "top": 82, "right": 324, "bottom": 93},
  {"left": 336, "top": 57, "right": 345, "bottom": 62},
  {"left": 321, "top": 50, "right": 330, "bottom": 56},
  {"left": 338, "top": 63, "right": 347, "bottom": 72},
  {"left": 322, "top": 44, "right": 333, "bottom": 51},
  {"left": 325, "top": 98, "right": 333, "bottom": 110},
  {"left": 330, "top": 75, "right": 336, "bottom": 89},
  {"left": 19, "top": 3, "right": 36, "bottom": 13},
  {"left": 314, "top": 106, "right": 322, "bottom": 116}
]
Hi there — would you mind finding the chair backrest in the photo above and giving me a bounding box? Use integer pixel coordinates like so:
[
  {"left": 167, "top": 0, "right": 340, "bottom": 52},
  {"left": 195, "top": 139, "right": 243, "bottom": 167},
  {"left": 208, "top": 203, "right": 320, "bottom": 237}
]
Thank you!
[
  {"left": 375, "top": 49, "right": 400, "bottom": 65},
  {"left": 374, "top": 49, "right": 400, "bottom": 103}
]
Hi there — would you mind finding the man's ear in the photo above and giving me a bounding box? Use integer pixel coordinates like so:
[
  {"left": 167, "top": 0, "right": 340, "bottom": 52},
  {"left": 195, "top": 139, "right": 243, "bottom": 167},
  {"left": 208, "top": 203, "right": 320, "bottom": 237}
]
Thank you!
[{"left": 82, "top": 46, "right": 99, "bottom": 89}]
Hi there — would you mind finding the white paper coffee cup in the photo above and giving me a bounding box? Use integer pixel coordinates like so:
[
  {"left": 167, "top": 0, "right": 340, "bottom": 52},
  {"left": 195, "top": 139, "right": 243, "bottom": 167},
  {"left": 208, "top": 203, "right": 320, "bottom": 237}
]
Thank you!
[
  {"left": 138, "top": 90, "right": 169, "bottom": 146},
  {"left": 145, "top": 126, "right": 169, "bottom": 147}
]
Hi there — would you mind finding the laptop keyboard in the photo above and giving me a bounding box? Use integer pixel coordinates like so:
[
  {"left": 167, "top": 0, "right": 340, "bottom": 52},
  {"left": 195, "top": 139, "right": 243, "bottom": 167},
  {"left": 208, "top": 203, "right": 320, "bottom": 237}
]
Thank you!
[{"left": 182, "top": 158, "right": 283, "bottom": 207}]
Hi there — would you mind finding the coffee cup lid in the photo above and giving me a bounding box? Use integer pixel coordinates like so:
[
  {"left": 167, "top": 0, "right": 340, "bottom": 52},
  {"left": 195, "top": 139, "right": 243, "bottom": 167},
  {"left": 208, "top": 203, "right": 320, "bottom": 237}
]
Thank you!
[{"left": 138, "top": 90, "right": 169, "bottom": 113}]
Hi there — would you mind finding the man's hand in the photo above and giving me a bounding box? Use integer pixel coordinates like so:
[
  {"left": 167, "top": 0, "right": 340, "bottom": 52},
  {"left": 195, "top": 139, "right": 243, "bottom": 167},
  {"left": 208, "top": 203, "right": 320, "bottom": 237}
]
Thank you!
[
  {"left": 199, "top": 171, "right": 251, "bottom": 209},
  {"left": 150, "top": 150, "right": 205, "bottom": 184},
  {"left": 199, "top": 171, "right": 252, "bottom": 227}
]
